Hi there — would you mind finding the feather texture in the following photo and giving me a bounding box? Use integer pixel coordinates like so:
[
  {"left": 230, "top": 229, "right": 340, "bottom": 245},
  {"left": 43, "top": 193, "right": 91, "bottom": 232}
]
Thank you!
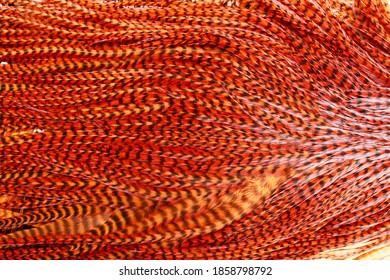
[{"left": 0, "top": 0, "right": 389, "bottom": 259}]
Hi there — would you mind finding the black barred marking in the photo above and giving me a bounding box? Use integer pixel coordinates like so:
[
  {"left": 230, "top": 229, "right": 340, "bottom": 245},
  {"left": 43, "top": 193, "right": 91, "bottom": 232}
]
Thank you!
[{"left": 1, "top": 0, "right": 390, "bottom": 260}]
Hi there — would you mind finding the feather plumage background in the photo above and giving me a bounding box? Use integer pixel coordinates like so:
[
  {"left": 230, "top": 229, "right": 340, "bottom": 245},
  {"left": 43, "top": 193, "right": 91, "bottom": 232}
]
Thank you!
[{"left": 0, "top": 0, "right": 389, "bottom": 259}]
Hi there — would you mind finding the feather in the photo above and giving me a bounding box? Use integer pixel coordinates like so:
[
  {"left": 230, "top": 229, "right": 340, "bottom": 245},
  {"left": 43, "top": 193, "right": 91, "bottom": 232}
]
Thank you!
[{"left": 1, "top": 0, "right": 389, "bottom": 259}]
